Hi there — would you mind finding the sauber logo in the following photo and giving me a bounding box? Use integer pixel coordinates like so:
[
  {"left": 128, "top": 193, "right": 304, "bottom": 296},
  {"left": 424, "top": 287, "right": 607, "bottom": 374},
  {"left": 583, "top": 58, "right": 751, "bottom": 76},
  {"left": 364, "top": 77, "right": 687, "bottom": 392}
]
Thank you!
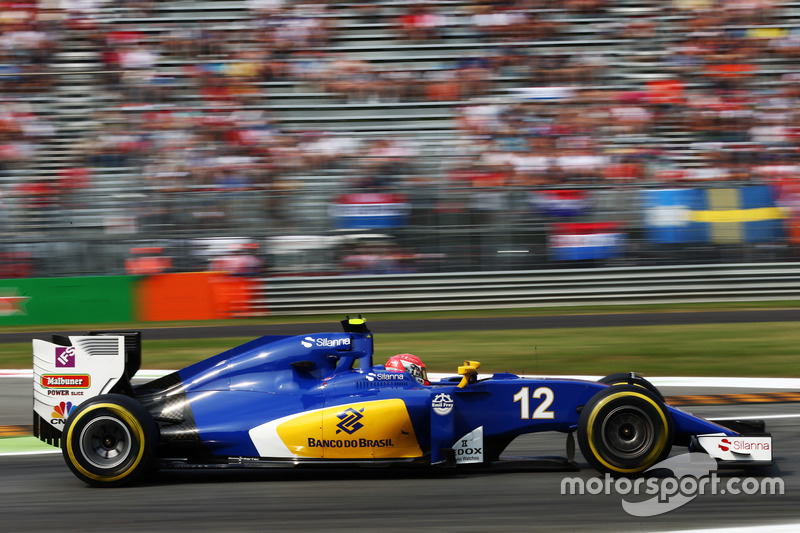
[
  {"left": 336, "top": 407, "right": 365, "bottom": 435},
  {"left": 55, "top": 347, "right": 76, "bottom": 368},
  {"left": 41, "top": 375, "right": 90, "bottom": 388}
]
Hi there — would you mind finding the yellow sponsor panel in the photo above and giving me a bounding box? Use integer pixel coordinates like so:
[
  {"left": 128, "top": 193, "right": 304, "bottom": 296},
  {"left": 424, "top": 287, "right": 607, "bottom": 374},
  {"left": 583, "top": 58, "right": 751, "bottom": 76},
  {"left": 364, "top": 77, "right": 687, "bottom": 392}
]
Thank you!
[{"left": 277, "top": 399, "right": 422, "bottom": 459}]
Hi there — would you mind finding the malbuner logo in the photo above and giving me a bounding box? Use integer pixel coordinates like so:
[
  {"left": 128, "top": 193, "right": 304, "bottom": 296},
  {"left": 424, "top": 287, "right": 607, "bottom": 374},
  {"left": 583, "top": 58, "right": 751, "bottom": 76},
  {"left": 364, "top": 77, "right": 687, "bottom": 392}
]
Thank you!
[{"left": 41, "top": 375, "right": 90, "bottom": 388}]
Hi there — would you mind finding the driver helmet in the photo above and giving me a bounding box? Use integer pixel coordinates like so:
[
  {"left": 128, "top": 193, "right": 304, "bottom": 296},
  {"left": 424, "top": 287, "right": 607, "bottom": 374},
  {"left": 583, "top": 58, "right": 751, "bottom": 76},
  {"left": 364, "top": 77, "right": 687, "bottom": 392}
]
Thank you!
[{"left": 385, "top": 353, "right": 429, "bottom": 385}]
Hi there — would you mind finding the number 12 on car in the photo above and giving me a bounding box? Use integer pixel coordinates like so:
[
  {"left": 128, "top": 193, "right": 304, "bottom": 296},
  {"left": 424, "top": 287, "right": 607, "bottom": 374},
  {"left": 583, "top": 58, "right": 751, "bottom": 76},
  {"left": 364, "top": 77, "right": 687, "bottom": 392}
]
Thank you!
[{"left": 513, "top": 386, "right": 555, "bottom": 419}]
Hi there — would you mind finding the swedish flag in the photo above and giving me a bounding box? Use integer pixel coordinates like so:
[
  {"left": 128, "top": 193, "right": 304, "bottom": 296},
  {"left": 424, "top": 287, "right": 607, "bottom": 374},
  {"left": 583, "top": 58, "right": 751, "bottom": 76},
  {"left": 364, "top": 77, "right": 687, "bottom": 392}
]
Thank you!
[
  {"left": 643, "top": 186, "right": 784, "bottom": 244},
  {"left": 695, "top": 187, "right": 784, "bottom": 243}
]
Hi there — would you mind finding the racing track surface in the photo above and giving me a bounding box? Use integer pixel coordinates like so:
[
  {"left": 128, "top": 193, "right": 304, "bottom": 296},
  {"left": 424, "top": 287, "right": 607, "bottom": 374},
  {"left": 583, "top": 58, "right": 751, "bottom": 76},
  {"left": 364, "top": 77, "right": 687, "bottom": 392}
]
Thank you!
[{"left": 2, "top": 311, "right": 799, "bottom": 532}]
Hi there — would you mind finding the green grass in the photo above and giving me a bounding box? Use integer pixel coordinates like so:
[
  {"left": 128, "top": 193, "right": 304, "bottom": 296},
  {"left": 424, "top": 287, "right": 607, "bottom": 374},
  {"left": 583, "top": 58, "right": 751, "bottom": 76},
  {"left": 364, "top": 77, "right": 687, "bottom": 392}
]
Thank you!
[
  {"left": 5, "top": 320, "right": 800, "bottom": 377},
  {"left": 0, "top": 436, "right": 58, "bottom": 454},
  {"left": 373, "top": 323, "right": 800, "bottom": 377},
  {"left": 2, "top": 300, "right": 798, "bottom": 333}
]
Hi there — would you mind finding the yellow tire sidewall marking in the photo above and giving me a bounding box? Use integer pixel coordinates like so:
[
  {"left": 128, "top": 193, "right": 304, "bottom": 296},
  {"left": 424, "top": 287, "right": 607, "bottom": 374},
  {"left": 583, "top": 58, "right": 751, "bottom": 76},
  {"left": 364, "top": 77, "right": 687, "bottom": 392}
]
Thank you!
[
  {"left": 65, "top": 402, "right": 146, "bottom": 483},
  {"left": 586, "top": 391, "right": 669, "bottom": 474}
]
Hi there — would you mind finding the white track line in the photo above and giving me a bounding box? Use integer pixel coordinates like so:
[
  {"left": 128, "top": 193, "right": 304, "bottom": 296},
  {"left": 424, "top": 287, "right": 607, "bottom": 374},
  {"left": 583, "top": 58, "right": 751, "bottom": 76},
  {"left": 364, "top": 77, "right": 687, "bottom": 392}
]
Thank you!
[
  {"left": 710, "top": 414, "right": 800, "bottom": 420},
  {"left": 0, "top": 450, "right": 60, "bottom": 457},
  {"left": 5, "top": 370, "right": 800, "bottom": 389},
  {"left": 655, "top": 525, "right": 800, "bottom": 533}
]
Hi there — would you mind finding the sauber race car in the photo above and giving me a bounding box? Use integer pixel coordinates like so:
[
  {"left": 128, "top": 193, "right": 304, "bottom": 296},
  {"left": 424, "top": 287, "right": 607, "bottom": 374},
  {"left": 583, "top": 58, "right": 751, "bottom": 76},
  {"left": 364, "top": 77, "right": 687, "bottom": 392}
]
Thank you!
[{"left": 32, "top": 318, "right": 772, "bottom": 487}]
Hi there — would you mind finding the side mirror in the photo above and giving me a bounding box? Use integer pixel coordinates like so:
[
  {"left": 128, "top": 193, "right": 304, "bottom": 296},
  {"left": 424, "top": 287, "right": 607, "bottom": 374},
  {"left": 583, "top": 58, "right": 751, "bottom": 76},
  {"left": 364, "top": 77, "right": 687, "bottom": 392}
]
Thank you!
[{"left": 457, "top": 360, "right": 481, "bottom": 388}]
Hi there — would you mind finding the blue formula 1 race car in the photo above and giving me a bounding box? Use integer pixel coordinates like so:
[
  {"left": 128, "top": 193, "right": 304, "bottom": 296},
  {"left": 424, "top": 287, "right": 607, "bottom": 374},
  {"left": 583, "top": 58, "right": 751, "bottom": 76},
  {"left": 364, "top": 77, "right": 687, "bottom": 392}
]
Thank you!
[{"left": 32, "top": 318, "right": 772, "bottom": 487}]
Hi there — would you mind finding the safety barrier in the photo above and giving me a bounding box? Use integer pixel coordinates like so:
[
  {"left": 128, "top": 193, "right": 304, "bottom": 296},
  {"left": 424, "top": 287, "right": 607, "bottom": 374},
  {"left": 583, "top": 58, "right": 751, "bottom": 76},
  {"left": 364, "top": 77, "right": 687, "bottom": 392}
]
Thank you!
[{"left": 255, "top": 263, "right": 800, "bottom": 315}]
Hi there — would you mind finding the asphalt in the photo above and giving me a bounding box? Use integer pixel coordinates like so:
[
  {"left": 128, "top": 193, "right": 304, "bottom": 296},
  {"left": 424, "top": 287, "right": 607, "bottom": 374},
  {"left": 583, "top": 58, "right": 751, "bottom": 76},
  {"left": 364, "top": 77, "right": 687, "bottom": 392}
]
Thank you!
[
  {"left": 2, "top": 310, "right": 799, "bottom": 532},
  {"left": 1, "top": 391, "right": 797, "bottom": 533}
]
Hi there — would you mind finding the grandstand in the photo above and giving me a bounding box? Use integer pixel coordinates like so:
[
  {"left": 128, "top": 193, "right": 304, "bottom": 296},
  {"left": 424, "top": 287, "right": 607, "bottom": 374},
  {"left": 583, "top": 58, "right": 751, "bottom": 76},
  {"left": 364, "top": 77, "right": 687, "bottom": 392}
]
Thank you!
[{"left": 1, "top": 0, "right": 799, "bottom": 276}]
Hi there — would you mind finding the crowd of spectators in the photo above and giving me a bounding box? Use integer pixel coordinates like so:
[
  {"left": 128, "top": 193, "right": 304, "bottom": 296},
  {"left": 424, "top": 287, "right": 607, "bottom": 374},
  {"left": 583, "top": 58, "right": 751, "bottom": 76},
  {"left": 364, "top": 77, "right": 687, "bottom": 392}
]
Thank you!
[
  {"left": 444, "top": 0, "right": 800, "bottom": 187},
  {"left": 1, "top": 0, "right": 800, "bottom": 266}
]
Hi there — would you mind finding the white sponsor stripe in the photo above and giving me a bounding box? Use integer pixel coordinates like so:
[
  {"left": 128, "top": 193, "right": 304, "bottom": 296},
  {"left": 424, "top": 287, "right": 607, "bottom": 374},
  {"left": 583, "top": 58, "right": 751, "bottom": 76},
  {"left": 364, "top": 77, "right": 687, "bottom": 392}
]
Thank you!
[
  {"left": 2, "top": 369, "right": 173, "bottom": 380},
  {"left": 248, "top": 410, "right": 315, "bottom": 458},
  {"left": 429, "top": 373, "right": 800, "bottom": 390},
  {"left": 4, "top": 370, "right": 800, "bottom": 389}
]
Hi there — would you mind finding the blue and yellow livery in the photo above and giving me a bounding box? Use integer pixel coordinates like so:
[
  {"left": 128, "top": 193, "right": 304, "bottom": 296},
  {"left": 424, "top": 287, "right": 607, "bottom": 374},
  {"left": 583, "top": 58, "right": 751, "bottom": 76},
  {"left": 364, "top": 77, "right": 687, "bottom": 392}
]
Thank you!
[{"left": 32, "top": 318, "right": 772, "bottom": 487}]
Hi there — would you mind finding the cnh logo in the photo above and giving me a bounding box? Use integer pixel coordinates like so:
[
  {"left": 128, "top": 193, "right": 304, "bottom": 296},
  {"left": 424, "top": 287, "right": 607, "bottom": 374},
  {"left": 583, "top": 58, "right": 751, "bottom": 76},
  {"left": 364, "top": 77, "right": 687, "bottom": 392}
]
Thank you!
[
  {"left": 336, "top": 407, "right": 365, "bottom": 435},
  {"left": 51, "top": 401, "right": 76, "bottom": 424}
]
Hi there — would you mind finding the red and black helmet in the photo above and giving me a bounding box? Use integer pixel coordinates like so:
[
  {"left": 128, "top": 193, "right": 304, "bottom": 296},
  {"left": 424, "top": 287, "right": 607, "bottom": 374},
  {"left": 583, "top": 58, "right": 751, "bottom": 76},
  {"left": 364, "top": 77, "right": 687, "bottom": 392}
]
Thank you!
[{"left": 385, "top": 353, "right": 429, "bottom": 385}]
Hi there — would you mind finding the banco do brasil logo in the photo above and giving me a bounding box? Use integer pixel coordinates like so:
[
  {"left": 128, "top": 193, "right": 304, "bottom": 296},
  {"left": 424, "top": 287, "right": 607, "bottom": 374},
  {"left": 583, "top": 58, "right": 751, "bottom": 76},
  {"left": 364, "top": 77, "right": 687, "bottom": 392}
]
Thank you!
[{"left": 336, "top": 407, "right": 365, "bottom": 435}]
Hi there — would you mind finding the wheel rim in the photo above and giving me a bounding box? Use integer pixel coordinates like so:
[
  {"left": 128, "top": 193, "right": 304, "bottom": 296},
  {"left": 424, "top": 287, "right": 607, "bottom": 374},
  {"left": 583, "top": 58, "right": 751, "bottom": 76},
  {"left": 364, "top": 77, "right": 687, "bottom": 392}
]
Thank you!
[
  {"left": 79, "top": 416, "right": 133, "bottom": 470},
  {"left": 600, "top": 405, "right": 654, "bottom": 459}
]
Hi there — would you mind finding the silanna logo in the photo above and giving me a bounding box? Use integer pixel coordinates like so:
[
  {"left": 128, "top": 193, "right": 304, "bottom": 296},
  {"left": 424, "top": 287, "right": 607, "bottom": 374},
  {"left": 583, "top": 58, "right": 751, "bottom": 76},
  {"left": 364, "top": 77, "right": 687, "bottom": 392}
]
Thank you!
[
  {"left": 51, "top": 401, "right": 76, "bottom": 424},
  {"left": 718, "top": 437, "right": 770, "bottom": 453},
  {"left": 301, "top": 336, "right": 351, "bottom": 349},
  {"left": 336, "top": 407, "right": 365, "bottom": 435}
]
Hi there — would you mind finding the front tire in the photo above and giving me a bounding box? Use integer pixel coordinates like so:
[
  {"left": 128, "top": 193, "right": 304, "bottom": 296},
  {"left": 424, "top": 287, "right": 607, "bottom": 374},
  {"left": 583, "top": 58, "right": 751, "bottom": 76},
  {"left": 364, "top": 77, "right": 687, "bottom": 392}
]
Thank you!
[
  {"left": 61, "top": 394, "right": 158, "bottom": 487},
  {"left": 598, "top": 372, "right": 664, "bottom": 401},
  {"left": 577, "top": 385, "right": 672, "bottom": 477}
]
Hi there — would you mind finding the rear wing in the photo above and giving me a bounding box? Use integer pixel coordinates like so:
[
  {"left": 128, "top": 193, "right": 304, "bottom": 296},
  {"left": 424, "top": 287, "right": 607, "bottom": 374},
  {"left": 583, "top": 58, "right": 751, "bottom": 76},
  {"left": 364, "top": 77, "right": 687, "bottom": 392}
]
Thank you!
[{"left": 32, "top": 331, "right": 141, "bottom": 447}]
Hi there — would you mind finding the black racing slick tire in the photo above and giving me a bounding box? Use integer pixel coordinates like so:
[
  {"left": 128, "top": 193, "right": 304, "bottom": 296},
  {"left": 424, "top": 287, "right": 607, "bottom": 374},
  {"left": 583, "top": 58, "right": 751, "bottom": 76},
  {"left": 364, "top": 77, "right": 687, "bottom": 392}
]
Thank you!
[
  {"left": 598, "top": 373, "right": 665, "bottom": 401},
  {"left": 577, "top": 385, "right": 673, "bottom": 477},
  {"left": 61, "top": 394, "right": 158, "bottom": 487}
]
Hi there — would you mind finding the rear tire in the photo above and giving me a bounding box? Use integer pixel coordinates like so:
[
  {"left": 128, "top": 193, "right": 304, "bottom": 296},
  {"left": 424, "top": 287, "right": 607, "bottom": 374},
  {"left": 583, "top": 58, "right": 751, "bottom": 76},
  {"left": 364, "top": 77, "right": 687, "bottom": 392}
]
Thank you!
[
  {"left": 61, "top": 394, "right": 158, "bottom": 487},
  {"left": 577, "top": 385, "right": 672, "bottom": 477}
]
